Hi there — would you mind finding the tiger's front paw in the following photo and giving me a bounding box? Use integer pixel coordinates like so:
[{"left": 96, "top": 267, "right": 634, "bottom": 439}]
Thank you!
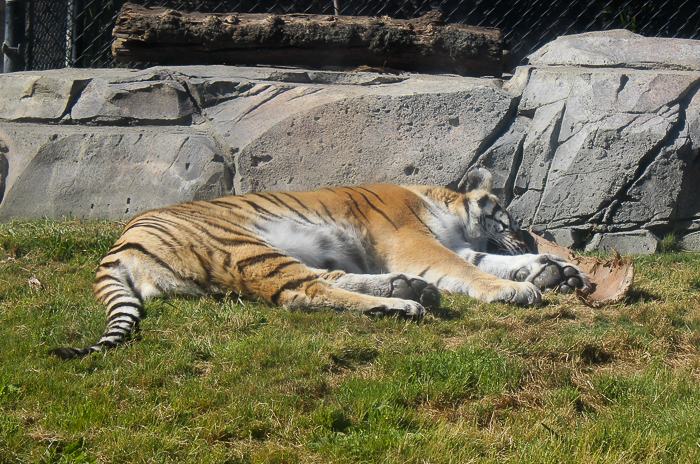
[
  {"left": 514, "top": 254, "right": 591, "bottom": 294},
  {"left": 497, "top": 281, "right": 542, "bottom": 305},
  {"left": 474, "top": 280, "right": 541, "bottom": 306}
]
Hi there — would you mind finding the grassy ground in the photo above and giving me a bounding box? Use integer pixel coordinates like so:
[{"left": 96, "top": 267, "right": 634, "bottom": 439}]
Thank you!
[{"left": 1, "top": 219, "right": 700, "bottom": 463}]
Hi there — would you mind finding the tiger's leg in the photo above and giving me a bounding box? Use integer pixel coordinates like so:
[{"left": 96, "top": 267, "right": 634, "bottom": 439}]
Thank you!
[
  {"left": 238, "top": 258, "right": 427, "bottom": 319},
  {"left": 50, "top": 248, "right": 205, "bottom": 360},
  {"left": 458, "top": 250, "right": 592, "bottom": 294},
  {"left": 318, "top": 270, "right": 441, "bottom": 310},
  {"left": 382, "top": 232, "right": 542, "bottom": 305}
]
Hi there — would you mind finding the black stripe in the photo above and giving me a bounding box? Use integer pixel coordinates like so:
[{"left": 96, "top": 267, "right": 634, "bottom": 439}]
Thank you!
[
  {"left": 105, "top": 241, "right": 140, "bottom": 258},
  {"left": 97, "top": 261, "right": 120, "bottom": 270},
  {"left": 105, "top": 243, "right": 179, "bottom": 283},
  {"left": 349, "top": 187, "right": 398, "bottom": 230},
  {"left": 202, "top": 234, "right": 263, "bottom": 248},
  {"left": 269, "top": 193, "right": 314, "bottom": 223},
  {"left": 93, "top": 273, "right": 121, "bottom": 285},
  {"left": 207, "top": 199, "right": 233, "bottom": 206},
  {"left": 103, "top": 242, "right": 128, "bottom": 257},
  {"left": 342, "top": 191, "right": 370, "bottom": 224},
  {"left": 171, "top": 208, "right": 261, "bottom": 239},
  {"left": 192, "top": 201, "right": 259, "bottom": 225},
  {"left": 123, "top": 217, "right": 178, "bottom": 236},
  {"left": 104, "top": 328, "right": 129, "bottom": 337},
  {"left": 119, "top": 212, "right": 151, "bottom": 234},
  {"left": 241, "top": 199, "right": 283, "bottom": 219},
  {"left": 471, "top": 253, "right": 486, "bottom": 267},
  {"left": 261, "top": 260, "right": 298, "bottom": 279},
  {"left": 207, "top": 200, "right": 260, "bottom": 221},
  {"left": 102, "top": 290, "right": 129, "bottom": 307},
  {"left": 191, "top": 247, "right": 212, "bottom": 285},
  {"left": 317, "top": 201, "right": 336, "bottom": 223},
  {"left": 124, "top": 272, "right": 144, "bottom": 304},
  {"left": 125, "top": 221, "right": 187, "bottom": 249},
  {"left": 95, "top": 283, "right": 123, "bottom": 296},
  {"left": 418, "top": 267, "right": 430, "bottom": 277},
  {"left": 271, "top": 276, "right": 316, "bottom": 304},
  {"left": 406, "top": 204, "right": 434, "bottom": 235},
  {"left": 106, "top": 315, "right": 137, "bottom": 326},
  {"left": 235, "top": 251, "right": 288, "bottom": 272},
  {"left": 280, "top": 192, "right": 315, "bottom": 214},
  {"left": 123, "top": 228, "right": 185, "bottom": 255},
  {"left": 356, "top": 186, "right": 386, "bottom": 204},
  {"left": 255, "top": 192, "right": 285, "bottom": 208},
  {"left": 192, "top": 227, "right": 263, "bottom": 248},
  {"left": 165, "top": 209, "right": 260, "bottom": 244},
  {"left": 106, "top": 302, "right": 142, "bottom": 323}
]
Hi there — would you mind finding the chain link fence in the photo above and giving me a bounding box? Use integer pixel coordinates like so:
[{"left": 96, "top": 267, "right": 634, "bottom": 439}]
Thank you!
[{"left": 17, "top": 0, "right": 700, "bottom": 72}]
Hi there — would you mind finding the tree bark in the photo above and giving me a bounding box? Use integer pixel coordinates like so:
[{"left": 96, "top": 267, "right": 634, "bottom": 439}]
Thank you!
[{"left": 112, "top": 4, "right": 504, "bottom": 77}]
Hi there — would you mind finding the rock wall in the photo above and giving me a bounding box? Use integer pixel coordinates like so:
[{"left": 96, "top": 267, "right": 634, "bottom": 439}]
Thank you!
[{"left": 1, "top": 30, "right": 699, "bottom": 253}]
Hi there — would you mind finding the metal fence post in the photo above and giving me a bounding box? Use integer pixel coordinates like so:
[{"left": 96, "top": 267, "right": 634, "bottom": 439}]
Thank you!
[{"left": 3, "top": 0, "right": 27, "bottom": 72}]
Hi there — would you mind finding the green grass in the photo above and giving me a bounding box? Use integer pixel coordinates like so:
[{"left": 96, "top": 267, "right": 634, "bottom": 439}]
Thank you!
[{"left": 2, "top": 219, "right": 700, "bottom": 463}]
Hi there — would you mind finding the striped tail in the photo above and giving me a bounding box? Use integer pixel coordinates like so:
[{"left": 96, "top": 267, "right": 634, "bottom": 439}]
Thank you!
[{"left": 50, "top": 262, "right": 145, "bottom": 360}]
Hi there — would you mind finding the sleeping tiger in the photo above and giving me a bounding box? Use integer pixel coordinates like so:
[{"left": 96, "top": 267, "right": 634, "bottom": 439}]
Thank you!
[{"left": 50, "top": 168, "right": 591, "bottom": 359}]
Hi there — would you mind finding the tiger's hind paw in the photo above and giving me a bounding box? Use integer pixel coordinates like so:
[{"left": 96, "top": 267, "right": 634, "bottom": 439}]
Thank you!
[
  {"left": 389, "top": 275, "right": 441, "bottom": 310},
  {"left": 363, "top": 299, "right": 426, "bottom": 320}
]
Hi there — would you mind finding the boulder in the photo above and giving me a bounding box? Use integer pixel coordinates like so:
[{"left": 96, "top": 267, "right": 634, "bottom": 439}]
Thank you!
[
  {"left": 0, "top": 124, "right": 231, "bottom": 220},
  {"left": 1, "top": 31, "right": 700, "bottom": 256},
  {"left": 585, "top": 230, "right": 660, "bottom": 255},
  {"left": 232, "top": 79, "right": 514, "bottom": 193},
  {"left": 71, "top": 70, "right": 196, "bottom": 124},
  {"left": 527, "top": 29, "right": 700, "bottom": 71},
  {"left": 0, "top": 69, "right": 123, "bottom": 121},
  {"left": 505, "top": 31, "right": 700, "bottom": 251},
  {"left": 540, "top": 228, "right": 582, "bottom": 250},
  {"left": 0, "top": 66, "right": 516, "bottom": 219},
  {"left": 680, "top": 231, "right": 700, "bottom": 252}
]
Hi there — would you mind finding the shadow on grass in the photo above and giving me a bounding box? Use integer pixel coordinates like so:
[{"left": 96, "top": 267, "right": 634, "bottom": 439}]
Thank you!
[
  {"left": 624, "top": 288, "right": 661, "bottom": 304},
  {"left": 428, "top": 304, "right": 463, "bottom": 320}
]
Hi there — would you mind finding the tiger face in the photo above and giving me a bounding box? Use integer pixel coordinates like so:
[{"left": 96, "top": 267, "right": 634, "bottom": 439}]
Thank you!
[
  {"left": 462, "top": 188, "right": 528, "bottom": 256},
  {"left": 50, "top": 168, "right": 591, "bottom": 359}
]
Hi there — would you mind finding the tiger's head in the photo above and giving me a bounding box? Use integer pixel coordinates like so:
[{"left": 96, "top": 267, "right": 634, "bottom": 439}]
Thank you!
[{"left": 460, "top": 168, "right": 529, "bottom": 255}]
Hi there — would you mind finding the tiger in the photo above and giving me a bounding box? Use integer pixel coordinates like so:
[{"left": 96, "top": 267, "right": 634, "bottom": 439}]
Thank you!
[{"left": 50, "top": 168, "right": 591, "bottom": 359}]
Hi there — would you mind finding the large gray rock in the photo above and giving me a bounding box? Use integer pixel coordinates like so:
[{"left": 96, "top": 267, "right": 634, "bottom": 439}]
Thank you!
[
  {"left": 680, "top": 231, "right": 700, "bottom": 251},
  {"left": 71, "top": 69, "right": 196, "bottom": 124},
  {"left": 0, "top": 124, "right": 230, "bottom": 220},
  {"left": 502, "top": 32, "right": 700, "bottom": 252},
  {"left": 509, "top": 68, "right": 696, "bottom": 231},
  {"left": 0, "top": 66, "right": 515, "bottom": 219},
  {"left": 233, "top": 81, "right": 513, "bottom": 193},
  {"left": 585, "top": 230, "right": 660, "bottom": 255},
  {"left": 528, "top": 29, "right": 700, "bottom": 71},
  {"left": 0, "top": 69, "right": 127, "bottom": 122},
  {"left": 1, "top": 31, "right": 700, "bottom": 255}
]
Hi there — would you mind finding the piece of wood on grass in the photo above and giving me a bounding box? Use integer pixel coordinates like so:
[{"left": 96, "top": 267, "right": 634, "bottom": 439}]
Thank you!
[{"left": 112, "top": 4, "right": 504, "bottom": 76}]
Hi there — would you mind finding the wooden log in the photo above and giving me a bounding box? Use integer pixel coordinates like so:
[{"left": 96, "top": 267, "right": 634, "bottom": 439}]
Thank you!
[{"left": 112, "top": 4, "right": 504, "bottom": 77}]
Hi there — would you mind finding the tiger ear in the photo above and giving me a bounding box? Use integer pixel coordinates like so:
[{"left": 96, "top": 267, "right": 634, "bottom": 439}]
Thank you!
[{"left": 465, "top": 168, "right": 493, "bottom": 193}]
